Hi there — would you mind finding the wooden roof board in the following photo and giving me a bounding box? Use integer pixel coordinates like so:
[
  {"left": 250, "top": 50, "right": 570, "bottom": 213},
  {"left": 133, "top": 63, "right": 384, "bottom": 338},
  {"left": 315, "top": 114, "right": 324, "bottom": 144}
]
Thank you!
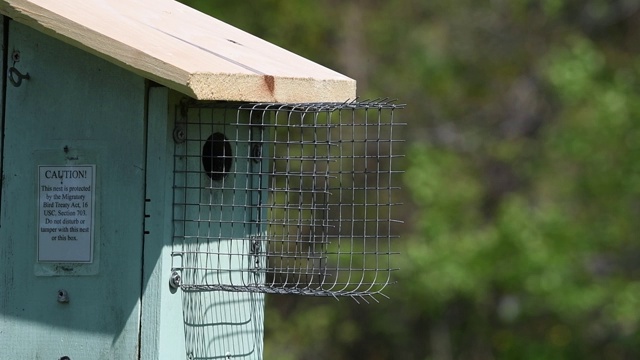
[{"left": 0, "top": 0, "right": 356, "bottom": 102}]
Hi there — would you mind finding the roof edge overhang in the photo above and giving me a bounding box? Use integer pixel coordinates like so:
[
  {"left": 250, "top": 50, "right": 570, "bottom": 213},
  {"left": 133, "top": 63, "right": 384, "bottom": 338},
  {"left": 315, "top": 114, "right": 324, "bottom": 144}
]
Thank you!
[{"left": 0, "top": 0, "right": 356, "bottom": 103}]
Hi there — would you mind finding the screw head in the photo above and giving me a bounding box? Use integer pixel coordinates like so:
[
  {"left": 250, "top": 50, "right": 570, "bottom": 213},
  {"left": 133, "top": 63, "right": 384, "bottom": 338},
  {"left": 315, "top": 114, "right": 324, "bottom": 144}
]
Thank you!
[
  {"left": 250, "top": 143, "right": 262, "bottom": 163},
  {"left": 169, "top": 271, "right": 181, "bottom": 289},
  {"left": 57, "top": 289, "right": 69, "bottom": 303},
  {"left": 173, "top": 126, "right": 186, "bottom": 143}
]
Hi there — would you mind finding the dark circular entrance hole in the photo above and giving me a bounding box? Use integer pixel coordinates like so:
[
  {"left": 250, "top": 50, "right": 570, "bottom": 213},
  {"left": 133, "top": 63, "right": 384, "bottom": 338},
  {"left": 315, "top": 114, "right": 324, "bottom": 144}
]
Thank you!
[{"left": 202, "top": 132, "right": 232, "bottom": 181}]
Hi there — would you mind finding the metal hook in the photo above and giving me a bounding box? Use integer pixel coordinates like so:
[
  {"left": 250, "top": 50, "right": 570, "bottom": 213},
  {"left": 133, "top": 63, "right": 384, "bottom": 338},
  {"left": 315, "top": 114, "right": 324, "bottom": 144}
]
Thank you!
[{"left": 8, "top": 66, "right": 30, "bottom": 87}]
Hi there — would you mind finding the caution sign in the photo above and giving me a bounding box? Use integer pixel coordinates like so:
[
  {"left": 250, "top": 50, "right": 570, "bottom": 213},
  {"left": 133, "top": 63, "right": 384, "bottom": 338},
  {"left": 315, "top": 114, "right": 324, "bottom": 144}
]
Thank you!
[{"left": 38, "top": 165, "right": 95, "bottom": 263}]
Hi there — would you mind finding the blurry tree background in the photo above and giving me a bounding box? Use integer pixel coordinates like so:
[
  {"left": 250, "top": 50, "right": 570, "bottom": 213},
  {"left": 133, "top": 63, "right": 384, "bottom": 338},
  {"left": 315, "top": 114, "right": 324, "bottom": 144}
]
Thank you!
[{"left": 181, "top": 1, "right": 640, "bottom": 359}]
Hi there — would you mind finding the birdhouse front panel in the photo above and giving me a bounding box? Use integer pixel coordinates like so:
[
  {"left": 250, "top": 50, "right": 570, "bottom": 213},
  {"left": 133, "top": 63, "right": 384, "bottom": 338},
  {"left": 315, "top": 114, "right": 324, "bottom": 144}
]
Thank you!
[{"left": 172, "top": 102, "right": 267, "bottom": 358}]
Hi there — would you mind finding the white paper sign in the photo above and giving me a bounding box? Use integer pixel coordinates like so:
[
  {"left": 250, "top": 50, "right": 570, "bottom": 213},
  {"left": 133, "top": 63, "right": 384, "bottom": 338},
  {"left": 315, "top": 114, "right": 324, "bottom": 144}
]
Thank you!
[{"left": 38, "top": 165, "right": 95, "bottom": 262}]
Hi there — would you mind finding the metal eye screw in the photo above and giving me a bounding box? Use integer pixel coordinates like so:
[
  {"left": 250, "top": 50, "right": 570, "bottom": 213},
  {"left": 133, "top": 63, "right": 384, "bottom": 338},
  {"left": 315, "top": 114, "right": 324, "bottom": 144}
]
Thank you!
[{"left": 8, "top": 66, "right": 30, "bottom": 87}]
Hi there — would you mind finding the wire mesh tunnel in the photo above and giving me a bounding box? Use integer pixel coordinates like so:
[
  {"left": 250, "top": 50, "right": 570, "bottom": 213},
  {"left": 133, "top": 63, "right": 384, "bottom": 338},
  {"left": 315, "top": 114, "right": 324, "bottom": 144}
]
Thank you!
[{"left": 171, "top": 99, "right": 403, "bottom": 301}]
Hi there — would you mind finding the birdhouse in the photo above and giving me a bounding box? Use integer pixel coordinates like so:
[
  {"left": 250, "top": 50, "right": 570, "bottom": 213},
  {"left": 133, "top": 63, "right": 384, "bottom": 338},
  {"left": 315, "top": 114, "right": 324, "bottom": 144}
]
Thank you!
[{"left": 0, "top": 1, "right": 403, "bottom": 359}]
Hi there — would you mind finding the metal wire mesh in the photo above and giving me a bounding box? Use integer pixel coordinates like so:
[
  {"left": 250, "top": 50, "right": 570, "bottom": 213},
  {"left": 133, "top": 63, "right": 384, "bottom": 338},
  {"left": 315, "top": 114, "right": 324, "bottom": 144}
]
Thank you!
[{"left": 171, "top": 99, "right": 403, "bottom": 301}]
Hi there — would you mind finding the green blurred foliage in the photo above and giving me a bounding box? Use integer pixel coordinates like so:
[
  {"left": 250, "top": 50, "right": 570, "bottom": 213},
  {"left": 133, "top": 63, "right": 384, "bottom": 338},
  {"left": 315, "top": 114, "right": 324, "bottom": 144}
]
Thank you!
[{"left": 182, "top": 0, "right": 640, "bottom": 358}]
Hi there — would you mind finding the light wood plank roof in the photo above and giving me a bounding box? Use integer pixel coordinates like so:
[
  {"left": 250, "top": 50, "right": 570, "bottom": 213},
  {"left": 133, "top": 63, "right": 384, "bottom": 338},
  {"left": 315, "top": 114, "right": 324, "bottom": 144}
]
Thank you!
[{"left": 0, "top": 0, "right": 356, "bottom": 102}]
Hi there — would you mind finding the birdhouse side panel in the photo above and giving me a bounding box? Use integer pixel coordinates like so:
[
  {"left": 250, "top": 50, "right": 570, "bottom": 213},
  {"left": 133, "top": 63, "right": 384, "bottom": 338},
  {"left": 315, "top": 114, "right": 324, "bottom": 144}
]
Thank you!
[{"left": 0, "top": 20, "right": 147, "bottom": 358}]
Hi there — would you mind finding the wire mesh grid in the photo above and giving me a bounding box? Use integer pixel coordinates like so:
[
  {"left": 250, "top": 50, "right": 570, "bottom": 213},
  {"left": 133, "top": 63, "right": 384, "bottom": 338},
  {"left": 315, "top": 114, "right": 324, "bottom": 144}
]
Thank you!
[{"left": 171, "top": 99, "right": 403, "bottom": 301}]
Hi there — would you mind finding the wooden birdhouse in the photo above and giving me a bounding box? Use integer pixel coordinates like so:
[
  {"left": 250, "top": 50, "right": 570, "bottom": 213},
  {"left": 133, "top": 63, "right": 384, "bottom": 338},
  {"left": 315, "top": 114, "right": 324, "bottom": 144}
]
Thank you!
[{"left": 0, "top": 1, "right": 403, "bottom": 359}]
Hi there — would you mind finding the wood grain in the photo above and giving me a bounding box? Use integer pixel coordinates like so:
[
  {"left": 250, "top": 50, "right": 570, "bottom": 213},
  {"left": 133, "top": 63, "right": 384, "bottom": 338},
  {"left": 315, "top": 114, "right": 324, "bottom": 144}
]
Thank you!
[{"left": 0, "top": 0, "right": 356, "bottom": 102}]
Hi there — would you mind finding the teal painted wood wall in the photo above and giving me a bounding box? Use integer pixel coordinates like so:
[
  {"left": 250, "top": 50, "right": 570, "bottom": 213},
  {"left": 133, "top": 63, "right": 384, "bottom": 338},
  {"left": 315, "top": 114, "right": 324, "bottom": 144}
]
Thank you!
[
  {"left": 0, "top": 19, "right": 146, "bottom": 358},
  {"left": 140, "top": 87, "right": 188, "bottom": 360},
  {"left": 143, "top": 91, "right": 265, "bottom": 359},
  {"left": 173, "top": 104, "right": 266, "bottom": 359},
  {"left": 0, "top": 17, "right": 265, "bottom": 360}
]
